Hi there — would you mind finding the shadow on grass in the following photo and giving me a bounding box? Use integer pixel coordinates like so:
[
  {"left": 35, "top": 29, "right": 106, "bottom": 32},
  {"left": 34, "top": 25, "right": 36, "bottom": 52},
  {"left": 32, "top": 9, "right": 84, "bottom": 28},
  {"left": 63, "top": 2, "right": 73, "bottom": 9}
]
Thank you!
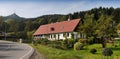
[{"left": 111, "top": 47, "right": 120, "bottom": 50}]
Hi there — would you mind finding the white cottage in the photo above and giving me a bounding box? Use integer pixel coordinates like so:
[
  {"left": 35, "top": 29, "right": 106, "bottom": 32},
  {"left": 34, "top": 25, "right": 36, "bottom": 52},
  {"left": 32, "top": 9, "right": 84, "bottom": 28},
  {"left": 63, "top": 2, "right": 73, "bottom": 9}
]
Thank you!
[{"left": 33, "top": 19, "right": 81, "bottom": 40}]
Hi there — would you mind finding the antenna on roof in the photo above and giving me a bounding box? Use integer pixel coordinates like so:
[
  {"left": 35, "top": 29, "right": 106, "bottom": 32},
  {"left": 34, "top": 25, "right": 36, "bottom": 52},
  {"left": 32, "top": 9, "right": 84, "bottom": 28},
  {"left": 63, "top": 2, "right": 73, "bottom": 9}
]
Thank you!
[{"left": 68, "top": 15, "right": 70, "bottom": 21}]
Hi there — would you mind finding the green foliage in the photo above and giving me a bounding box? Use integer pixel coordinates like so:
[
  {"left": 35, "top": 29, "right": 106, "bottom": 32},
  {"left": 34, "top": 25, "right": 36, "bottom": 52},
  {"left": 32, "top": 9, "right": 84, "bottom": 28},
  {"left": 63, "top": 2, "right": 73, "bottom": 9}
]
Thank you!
[
  {"left": 31, "top": 42, "right": 120, "bottom": 59},
  {"left": 78, "top": 39, "right": 88, "bottom": 46},
  {"left": 31, "top": 44, "right": 84, "bottom": 59},
  {"left": 116, "top": 23, "right": 120, "bottom": 30},
  {"left": 78, "top": 13, "right": 95, "bottom": 37},
  {"left": 71, "top": 33, "right": 74, "bottom": 39},
  {"left": 37, "top": 38, "right": 50, "bottom": 45},
  {"left": 74, "top": 42, "right": 84, "bottom": 51},
  {"left": 46, "top": 40, "right": 67, "bottom": 50},
  {"left": 90, "top": 49, "right": 97, "bottom": 54},
  {"left": 27, "top": 31, "right": 34, "bottom": 40},
  {"left": 102, "top": 48, "right": 113, "bottom": 56},
  {"left": 59, "top": 40, "right": 68, "bottom": 49},
  {"left": 78, "top": 38, "right": 84, "bottom": 43},
  {"left": 67, "top": 38, "right": 74, "bottom": 48},
  {"left": 35, "top": 38, "right": 75, "bottom": 50},
  {"left": 0, "top": 16, "right": 4, "bottom": 31},
  {"left": 5, "top": 19, "right": 18, "bottom": 32},
  {"left": 16, "top": 31, "right": 27, "bottom": 39},
  {"left": 51, "top": 40, "right": 62, "bottom": 48},
  {"left": 47, "top": 38, "right": 75, "bottom": 50},
  {"left": 88, "top": 36, "right": 94, "bottom": 44},
  {"left": 94, "top": 14, "right": 114, "bottom": 37},
  {"left": 116, "top": 23, "right": 120, "bottom": 37}
]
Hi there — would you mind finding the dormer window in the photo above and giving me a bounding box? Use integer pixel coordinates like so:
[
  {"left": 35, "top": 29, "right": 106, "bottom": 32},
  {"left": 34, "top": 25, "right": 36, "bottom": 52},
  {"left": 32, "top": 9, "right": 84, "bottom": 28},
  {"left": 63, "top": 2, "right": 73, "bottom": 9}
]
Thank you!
[{"left": 50, "top": 27, "right": 55, "bottom": 31}]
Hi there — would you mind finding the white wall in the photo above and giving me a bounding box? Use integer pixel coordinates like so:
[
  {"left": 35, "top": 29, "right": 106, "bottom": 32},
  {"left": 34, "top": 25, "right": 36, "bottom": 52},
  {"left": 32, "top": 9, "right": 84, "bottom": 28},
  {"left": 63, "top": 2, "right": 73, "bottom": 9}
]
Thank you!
[
  {"left": 34, "top": 32, "right": 82, "bottom": 40},
  {"left": 59, "top": 33, "right": 65, "bottom": 39},
  {"left": 47, "top": 33, "right": 72, "bottom": 40}
]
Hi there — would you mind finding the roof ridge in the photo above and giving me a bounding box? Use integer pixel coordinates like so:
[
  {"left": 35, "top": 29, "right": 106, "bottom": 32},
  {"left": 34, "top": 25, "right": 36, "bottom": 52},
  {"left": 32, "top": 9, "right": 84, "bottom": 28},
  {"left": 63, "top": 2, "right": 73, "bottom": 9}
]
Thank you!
[{"left": 41, "top": 18, "right": 80, "bottom": 26}]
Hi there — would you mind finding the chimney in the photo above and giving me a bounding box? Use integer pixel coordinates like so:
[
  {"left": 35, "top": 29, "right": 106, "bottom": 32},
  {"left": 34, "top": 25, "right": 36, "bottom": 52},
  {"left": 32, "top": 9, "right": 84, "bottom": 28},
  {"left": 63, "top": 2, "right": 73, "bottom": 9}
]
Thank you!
[{"left": 68, "top": 16, "right": 70, "bottom": 21}]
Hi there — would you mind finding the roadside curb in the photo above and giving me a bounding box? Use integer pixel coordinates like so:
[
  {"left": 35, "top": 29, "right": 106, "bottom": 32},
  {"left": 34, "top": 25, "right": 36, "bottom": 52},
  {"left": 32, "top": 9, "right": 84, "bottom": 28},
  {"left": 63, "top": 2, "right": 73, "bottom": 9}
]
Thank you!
[{"left": 20, "top": 44, "right": 34, "bottom": 59}]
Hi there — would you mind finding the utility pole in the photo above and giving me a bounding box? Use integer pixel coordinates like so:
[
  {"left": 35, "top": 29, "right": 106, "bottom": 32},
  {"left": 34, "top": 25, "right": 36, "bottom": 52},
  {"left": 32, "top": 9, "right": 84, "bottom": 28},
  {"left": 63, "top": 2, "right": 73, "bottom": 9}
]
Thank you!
[{"left": 4, "top": 22, "right": 6, "bottom": 40}]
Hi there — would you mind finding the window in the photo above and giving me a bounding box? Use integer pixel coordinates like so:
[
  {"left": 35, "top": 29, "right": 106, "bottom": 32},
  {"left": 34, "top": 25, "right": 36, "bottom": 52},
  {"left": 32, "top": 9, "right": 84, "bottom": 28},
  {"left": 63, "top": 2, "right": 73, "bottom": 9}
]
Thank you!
[
  {"left": 50, "top": 27, "right": 55, "bottom": 31},
  {"left": 66, "top": 33, "right": 69, "bottom": 37}
]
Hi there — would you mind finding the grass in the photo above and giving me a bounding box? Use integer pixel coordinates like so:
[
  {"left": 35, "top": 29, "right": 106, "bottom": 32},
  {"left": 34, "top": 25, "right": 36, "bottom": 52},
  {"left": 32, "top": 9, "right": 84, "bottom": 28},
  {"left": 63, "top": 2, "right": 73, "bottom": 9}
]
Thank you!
[{"left": 31, "top": 42, "right": 120, "bottom": 59}]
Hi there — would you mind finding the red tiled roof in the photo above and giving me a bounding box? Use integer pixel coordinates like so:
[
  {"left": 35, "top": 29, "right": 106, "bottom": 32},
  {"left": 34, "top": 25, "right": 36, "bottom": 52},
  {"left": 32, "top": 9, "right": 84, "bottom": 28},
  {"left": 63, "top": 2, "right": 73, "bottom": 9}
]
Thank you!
[{"left": 33, "top": 19, "right": 80, "bottom": 35}]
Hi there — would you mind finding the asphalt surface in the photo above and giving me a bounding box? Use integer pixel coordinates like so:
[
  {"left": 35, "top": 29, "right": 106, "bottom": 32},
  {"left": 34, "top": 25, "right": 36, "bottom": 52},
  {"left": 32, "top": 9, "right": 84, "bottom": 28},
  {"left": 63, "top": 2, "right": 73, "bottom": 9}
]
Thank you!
[{"left": 0, "top": 40, "right": 34, "bottom": 59}]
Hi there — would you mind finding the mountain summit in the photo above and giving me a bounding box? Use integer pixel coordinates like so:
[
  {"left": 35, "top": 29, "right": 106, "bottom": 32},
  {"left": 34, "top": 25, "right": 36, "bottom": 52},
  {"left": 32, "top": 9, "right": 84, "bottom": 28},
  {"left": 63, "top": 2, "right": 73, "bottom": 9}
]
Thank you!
[{"left": 3, "top": 13, "right": 25, "bottom": 20}]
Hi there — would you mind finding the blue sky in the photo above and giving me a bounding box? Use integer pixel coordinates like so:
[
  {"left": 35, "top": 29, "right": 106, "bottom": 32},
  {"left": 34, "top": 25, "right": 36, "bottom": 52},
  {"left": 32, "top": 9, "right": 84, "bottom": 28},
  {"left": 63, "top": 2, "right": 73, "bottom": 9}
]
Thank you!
[{"left": 0, "top": 0, "right": 120, "bottom": 18}]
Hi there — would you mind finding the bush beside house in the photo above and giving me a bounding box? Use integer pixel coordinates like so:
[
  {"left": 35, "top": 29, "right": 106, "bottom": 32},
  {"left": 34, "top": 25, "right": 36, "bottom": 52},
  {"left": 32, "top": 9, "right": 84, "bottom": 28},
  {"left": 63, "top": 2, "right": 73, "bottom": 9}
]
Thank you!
[
  {"left": 74, "top": 42, "right": 84, "bottom": 51},
  {"left": 102, "top": 48, "right": 113, "bottom": 56}
]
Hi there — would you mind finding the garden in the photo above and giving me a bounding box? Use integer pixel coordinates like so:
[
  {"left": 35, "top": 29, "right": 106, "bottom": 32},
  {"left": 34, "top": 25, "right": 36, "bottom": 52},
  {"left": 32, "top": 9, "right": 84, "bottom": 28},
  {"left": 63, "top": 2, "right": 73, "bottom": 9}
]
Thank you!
[{"left": 31, "top": 37, "right": 120, "bottom": 59}]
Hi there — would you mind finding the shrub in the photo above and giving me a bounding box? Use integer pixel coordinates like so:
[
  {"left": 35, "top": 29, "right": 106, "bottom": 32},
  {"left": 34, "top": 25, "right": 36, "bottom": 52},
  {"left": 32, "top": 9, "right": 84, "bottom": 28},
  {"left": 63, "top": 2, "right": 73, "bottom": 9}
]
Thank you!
[
  {"left": 50, "top": 40, "right": 60, "bottom": 46},
  {"left": 74, "top": 42, "right": 84, "bottom": 51},
  {"left": 47, "top": 40, "right": 68, "bottom": 50},
  {"left": 37, "top": 39, "right": 42, "bottom": 44},
  {"left": 78, "top": 39, "right": 84, "bottom": 43},
  {"left": 90, "top": 49, "right": 97, "bottom": 54},
  {"left": 78, "top": 39, "right": 87, "bottom": 45},
  {"left": 88, "top": 37, "right": 94, "bottom": 44},
  {"left": 102, "top": 48, "right": 113, "bottom": 56},
  {"left": 115, "top": 45, "right": 118, "bottom": 47},
  {"left": 61, "top": 40, "right": 68, "bottom": 49},
  {"left": 60, "top": 43, "right": 68, "bottom": 50},
  {"left": 67, "top": 38, "right": 74, "bottom": 48},
  {"left": 58, "top": 38, "right": 75, "bottom": 49},
  {"left": 37, "top": 38, "right": 50, "bottom": 45}
]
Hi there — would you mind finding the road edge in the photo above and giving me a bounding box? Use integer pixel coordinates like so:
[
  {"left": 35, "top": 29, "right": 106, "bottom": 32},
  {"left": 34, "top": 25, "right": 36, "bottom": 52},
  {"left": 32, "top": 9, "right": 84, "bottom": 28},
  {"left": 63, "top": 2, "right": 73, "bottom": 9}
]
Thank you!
[{"left": 20, "top": 44, "right": 34, "bottom": 59}]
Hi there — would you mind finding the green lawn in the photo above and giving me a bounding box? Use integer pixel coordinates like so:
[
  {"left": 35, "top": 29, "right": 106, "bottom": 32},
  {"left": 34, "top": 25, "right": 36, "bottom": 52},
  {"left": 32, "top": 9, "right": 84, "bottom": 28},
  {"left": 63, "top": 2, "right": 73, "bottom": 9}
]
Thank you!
[{"left": 31, "top": 43, "right": 120, "bottom": 59}]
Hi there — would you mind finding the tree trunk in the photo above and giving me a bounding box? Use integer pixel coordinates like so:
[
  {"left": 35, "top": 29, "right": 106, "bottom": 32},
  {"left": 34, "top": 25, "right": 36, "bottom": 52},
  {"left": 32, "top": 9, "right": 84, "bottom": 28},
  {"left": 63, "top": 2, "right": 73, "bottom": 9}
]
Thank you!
[
  {"left": 101, "top": 37, "right": 106, "bottom": 48},
  {"left": 111, "top": 37, "right": 114, "bottom": 46},
  {"left": 102, "top": 42, "right": 106, "bottom": 48}
]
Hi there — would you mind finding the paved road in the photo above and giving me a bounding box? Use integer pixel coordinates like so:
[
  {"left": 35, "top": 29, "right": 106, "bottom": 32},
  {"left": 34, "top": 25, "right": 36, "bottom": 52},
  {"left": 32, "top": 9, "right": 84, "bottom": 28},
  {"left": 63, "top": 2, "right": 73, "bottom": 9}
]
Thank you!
[{"left": 0, "top": 40, "right": 34, "bottom": 59}]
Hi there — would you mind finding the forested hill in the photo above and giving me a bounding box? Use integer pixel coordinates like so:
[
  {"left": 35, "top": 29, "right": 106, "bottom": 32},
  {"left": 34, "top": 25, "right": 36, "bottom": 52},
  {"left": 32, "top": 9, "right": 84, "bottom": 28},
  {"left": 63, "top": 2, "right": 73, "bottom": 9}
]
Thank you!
[
  {"left": 34, "top": 7, "right": 120, "bottom": 25},
  {"left": 0, "top": 7, "right": 120, "bottom": 39}
]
